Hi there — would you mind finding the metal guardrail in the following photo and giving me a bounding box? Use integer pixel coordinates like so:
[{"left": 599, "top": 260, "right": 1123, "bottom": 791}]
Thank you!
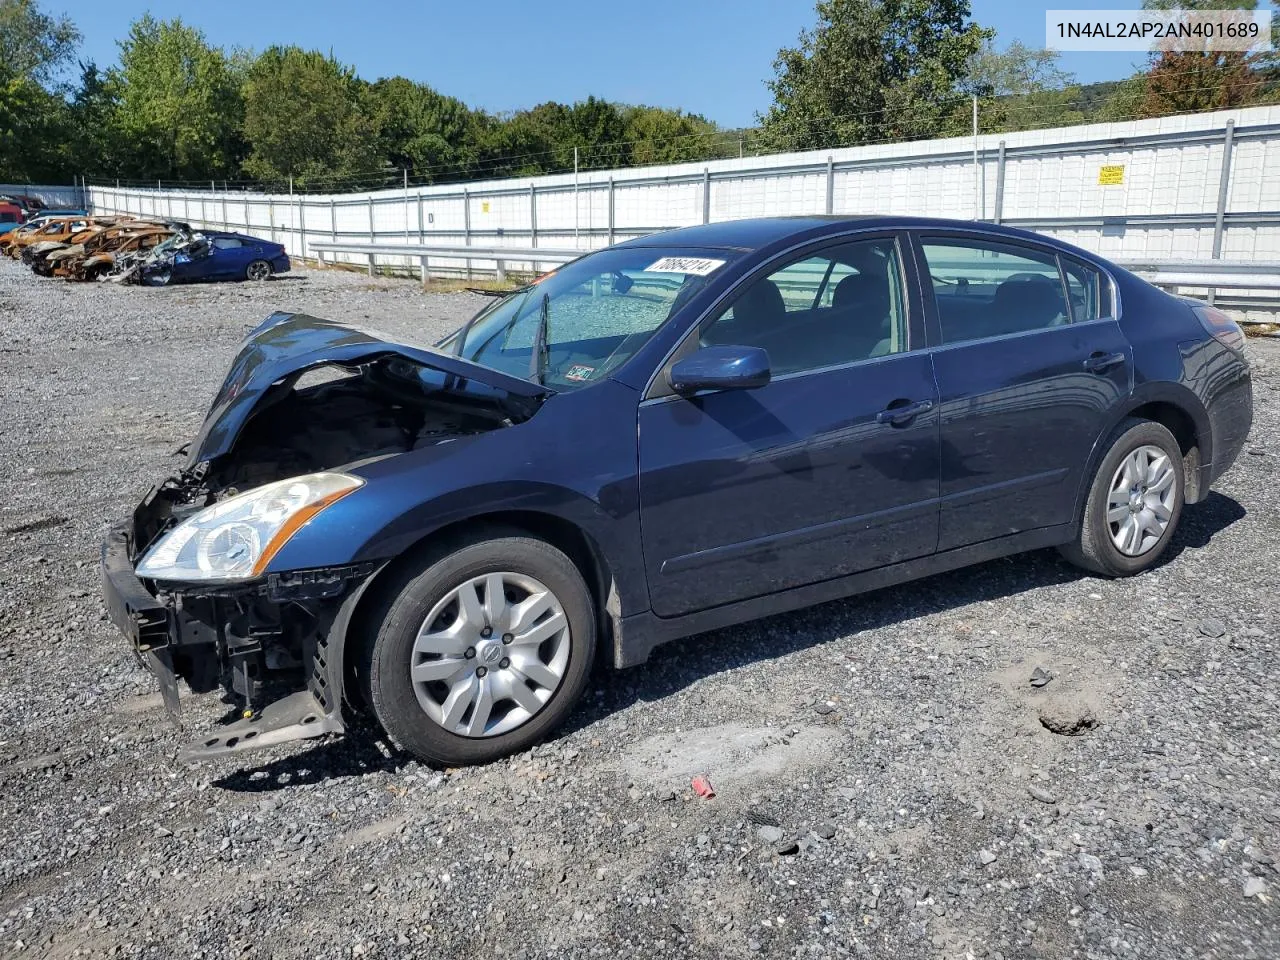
[
  {"left": 1114, "top": 258, "right": 1280, "bottom": 292},
  {"left": 312, "top": 239, "right": 1280, "bottom": 300},
  {"left": 309, "top": 241, "right": 583, "bottom": 285}
]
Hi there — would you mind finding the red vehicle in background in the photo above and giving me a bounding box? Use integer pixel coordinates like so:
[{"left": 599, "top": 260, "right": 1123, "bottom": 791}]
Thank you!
[{"left": 0, "top": 200, "right": 25, "bottom": 235}]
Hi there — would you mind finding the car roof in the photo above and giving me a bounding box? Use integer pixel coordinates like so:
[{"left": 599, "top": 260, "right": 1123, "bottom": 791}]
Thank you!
[{"left": 613, "top": 215, "right": 1091, "bottom": 255}]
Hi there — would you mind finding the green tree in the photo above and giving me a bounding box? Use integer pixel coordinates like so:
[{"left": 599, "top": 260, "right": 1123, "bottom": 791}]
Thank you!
[
  {"left": 967, "top": 40, "right": 1085, "bottom": 131},
  {"left": 0, "top": 68, "right": 71, "bottom": 180},
  {"left": 68, "top": 61, "right": 123, "bottom": 177},
  {"left": 112, "top": 16, "right": 243, "bottom": 180},
  {"left": 0, "top": 0, "right": 79, "bottom": 86},
  {"left": 365, "top": 76, "right": 483, "bottom": 182},
  {"left": 620, "top": 105, "right": 728, "bottom": 165},
  {"left": 760, "top": 0, "right": 990, "bottom": 151},
  {"left": 241, "top": 46, "right": 383, "bottom": 187},
  {"left": 0, "top": 0, "right": 80, "bottom": 180},
  {"left": 1137, "top": 0, "right": 1271, "bottom": 116}
]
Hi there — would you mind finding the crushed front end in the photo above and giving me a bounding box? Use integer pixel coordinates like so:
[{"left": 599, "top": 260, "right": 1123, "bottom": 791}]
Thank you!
[
  {"left": 100, "top": 311, "right": 547, "bottom": 761},
  {"left": 101, "top": 497, "right": 365, "bottom": 760}
]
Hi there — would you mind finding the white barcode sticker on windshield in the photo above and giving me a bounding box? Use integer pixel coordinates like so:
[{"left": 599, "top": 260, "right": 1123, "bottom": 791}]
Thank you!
[{"left": 644, "top": 256, "right": 726, "bottom": 276}]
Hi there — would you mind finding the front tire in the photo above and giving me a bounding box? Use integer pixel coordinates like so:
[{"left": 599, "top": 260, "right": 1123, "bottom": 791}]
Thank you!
[
  {"left": 360, "top": 532, "right": 596, "bottom": 766},
  {"left": 1059, "top": 418, "right": 1184, "bottom": 576}
]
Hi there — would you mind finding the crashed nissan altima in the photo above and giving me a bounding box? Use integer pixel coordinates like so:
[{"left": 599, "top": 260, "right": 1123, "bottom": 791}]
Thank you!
[{"left": 103, "top": 216, "right": 1252, "bottom": 766}]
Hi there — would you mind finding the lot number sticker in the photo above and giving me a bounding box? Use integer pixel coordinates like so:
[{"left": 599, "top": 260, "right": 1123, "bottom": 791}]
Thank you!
[
  {"left": 1098, "top": 165, "right": 1125, "bottom": 186},
  {"left": 645, "top": 256, "right": 726, "bottom": 276}
]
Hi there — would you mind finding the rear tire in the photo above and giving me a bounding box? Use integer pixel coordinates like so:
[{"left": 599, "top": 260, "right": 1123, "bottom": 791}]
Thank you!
[
  {"left": 359, "top": 531, "right": 596, "bottom": 766},
  {"left": 1059, "top": 418, "right": 1184, "bottom": 577},
  {"left": 246, "top": 259, "right": 272, "bottom": 281}
]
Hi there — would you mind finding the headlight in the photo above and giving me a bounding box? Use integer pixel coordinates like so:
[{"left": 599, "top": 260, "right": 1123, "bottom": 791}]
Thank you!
[{"left": 136, "top": 472, "right": 363, "bottom": 582}]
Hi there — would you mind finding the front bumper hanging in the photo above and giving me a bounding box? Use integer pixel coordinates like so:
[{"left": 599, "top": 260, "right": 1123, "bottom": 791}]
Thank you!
[
  {"left": 100, "top": 522, "right": 353, "bottom": 762},
  {"left": 101, "top": 524, "right": 182, "bottom": 724}
]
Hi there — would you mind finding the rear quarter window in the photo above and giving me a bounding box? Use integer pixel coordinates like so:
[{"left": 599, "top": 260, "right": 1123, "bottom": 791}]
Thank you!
[{"left": 1061, "top": 257, "right": 1112, "bottom": 321}]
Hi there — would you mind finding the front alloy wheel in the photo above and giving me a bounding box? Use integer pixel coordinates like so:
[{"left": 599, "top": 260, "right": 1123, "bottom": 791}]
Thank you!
[
  {"left": 410, "top": 572, "right": 571, "bottom": 737},
  {"left": 361, "top": 531, "right": 595, "bottom": 766}
]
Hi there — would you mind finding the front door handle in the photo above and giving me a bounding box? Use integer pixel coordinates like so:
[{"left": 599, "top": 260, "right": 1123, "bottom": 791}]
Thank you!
[
  {"left": 876, "top": 398, "right": 934, "bottom": 426},
  {"left": 1083, "top": 351, "right": 1126, "bottom": 373}
]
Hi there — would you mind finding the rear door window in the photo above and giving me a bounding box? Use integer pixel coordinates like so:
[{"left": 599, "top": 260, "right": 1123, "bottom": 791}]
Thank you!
[{"left": 920, "top": 237, "right": 1070, "bottom": 345}]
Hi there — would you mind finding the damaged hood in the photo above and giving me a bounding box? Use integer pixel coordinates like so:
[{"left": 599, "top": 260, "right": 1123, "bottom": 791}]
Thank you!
[
  {"left": 188, "top": 312, "right": 553, "bottom": 466},
  {"left": 47, "top": 243, "right": 84, "bottom": 261}
]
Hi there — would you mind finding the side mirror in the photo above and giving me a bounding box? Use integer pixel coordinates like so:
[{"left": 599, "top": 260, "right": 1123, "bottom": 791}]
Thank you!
[{"left": 668, "top": 345, "right": 771, "bottom": 395}]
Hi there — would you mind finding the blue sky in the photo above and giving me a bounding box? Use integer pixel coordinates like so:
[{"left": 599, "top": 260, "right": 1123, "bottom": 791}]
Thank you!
[{"left": 47, "top": 0, "right": 1163, "bottom": 128}]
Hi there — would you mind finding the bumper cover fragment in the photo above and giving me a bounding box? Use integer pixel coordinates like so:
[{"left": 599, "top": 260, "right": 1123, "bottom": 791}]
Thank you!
[{"left": 101, "top": 524, "right": 182, "bottom": 724}]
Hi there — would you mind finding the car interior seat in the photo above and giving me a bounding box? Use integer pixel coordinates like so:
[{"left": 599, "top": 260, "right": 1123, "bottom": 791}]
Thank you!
[
  {"left": 989, "top": 277, "right": 1066, "bottom": 336},
  {"left": 832, "top": 272, "right": 894, "bottom": 358}
]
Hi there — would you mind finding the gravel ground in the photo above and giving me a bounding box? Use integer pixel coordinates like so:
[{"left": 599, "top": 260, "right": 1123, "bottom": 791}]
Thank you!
[{"left": 0, "top": 260, "right": 1277, "bottom": 960}]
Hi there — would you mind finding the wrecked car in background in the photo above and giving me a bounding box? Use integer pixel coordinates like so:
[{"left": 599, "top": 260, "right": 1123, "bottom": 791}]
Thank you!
[
  {"left": 0, "top": 200, "right": 23, "bottom": 235},
  {"left": 8, "top": 215, "right": 118, "bottom": 260},
  {"left": 43, "top": 223, "right": 178, "bottom": 280},
  {"left": 110, "top": 230, "right": 289, "bottom": 285},
  {"left": 102, "top": 216, "right": 1253, "bottom": 771}
]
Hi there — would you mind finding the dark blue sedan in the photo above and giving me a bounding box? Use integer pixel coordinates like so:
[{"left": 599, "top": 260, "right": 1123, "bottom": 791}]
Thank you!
[
  {"left": 101, "top": 217, "right": 1252, "bottom": 766},
  {"left": 147, "top": 230, "right": 290, "bottom": 284}
]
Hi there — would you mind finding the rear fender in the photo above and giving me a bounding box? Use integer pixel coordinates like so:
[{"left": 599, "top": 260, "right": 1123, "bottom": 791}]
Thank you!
[{"left": 1070, "top": 381, "right": 1212, "bottom": 526}]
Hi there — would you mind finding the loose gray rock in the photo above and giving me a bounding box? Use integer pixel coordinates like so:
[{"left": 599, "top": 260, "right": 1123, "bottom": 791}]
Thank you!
[
  {"left": 1028, "top": 786, "right": 1058, "bottom": 805},
  {"left": 757, "top": 825, "right": 784, "bottom": 844},
  {"left": 1244, "top": 878, "right": 1267, "bottom": 898},
  {"left": 1040, "top": 696, "right": 1099, "bottom": 737},
  {"left": 1029, "top": 666, "right": 1053, "bottom": 688},
  {"left": 1198, "top": 618, "right": 1227, "bottom": 638},
  {"left": 979, "top": 850, "right": 998, "bottom": 866}
]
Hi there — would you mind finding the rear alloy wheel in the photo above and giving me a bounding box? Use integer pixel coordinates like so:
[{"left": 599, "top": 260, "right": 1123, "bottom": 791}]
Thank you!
[
  {"left": 245, "top": 259, "right": 272, "bottom": 281},
  {"left": 1059, "top": 418, "right": 1185, "bottom": 576},
  {"left": 360, "top": 532, "right": 595, "bottom": 765}
]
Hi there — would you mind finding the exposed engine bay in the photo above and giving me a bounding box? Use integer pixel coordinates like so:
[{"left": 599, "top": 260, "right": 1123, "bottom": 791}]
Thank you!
[{"left": 206, "top": 361, "right": 510, "bottom": 495}]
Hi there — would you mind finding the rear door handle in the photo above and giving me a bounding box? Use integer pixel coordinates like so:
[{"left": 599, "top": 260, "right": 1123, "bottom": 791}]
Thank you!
[
  {"left": 876, "top": 398, "right": 934, "bottom": 426},
  {"left": 1083, "top": 351, "right": 1126, "bottom": 373}
]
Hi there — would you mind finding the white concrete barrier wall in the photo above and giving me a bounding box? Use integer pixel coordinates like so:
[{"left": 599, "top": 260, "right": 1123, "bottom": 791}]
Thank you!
[{"left": 87, "top": 105, "right": 1280, "bottom": 309}]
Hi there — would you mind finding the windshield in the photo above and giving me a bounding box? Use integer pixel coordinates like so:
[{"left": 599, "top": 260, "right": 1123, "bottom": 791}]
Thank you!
[{"left": 442, "top": 246, "right": 739, "bottom": 390}]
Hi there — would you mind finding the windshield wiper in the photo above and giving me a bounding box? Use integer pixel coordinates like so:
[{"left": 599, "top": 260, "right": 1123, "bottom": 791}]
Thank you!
[
  {"left": 529, "top": 292, "right": 550, "bottom": 385},
  {"left": 453, "top": 285, "right": 534, "bottom": 357}
]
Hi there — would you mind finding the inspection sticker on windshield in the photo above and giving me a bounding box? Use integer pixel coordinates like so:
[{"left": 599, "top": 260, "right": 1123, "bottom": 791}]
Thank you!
[
  {"left": 645, "top": 256, "right": 726, "bottom": 276},
  {"left": 565, "top": 364, "right": 596, "bottom": 382}
]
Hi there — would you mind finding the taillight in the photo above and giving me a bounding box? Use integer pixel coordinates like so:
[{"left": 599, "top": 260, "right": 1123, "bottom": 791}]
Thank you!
[{"left": 1192, "top": 304, "right": 1245, "bottom": 354}]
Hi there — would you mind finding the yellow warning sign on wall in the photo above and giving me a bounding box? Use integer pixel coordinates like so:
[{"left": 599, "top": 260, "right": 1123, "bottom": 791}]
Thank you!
[
  {"left": 481, "top": 201, "right": 491, "bottom": 213},
  {"left": 1098, "top": 165, "right": 1125, "bottom": 186}
]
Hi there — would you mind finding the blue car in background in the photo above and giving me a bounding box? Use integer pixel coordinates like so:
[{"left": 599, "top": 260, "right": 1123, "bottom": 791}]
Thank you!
[
  {"left": 101, "top": 216, "right": 1253, "bottom": 769},
  {"left": 146, "top": 230, "right": 290, "bottom": 284}
]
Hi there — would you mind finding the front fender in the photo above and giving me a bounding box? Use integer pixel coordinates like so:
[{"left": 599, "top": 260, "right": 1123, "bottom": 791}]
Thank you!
[{"left": 263, "top": 380, "right": 646, "bottom": 617}]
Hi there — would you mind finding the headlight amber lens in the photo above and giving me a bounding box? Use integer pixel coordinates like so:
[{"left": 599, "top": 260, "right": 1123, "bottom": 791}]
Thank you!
[{"left": 136, "top": 472, "right": 363, "bottom": 582}]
